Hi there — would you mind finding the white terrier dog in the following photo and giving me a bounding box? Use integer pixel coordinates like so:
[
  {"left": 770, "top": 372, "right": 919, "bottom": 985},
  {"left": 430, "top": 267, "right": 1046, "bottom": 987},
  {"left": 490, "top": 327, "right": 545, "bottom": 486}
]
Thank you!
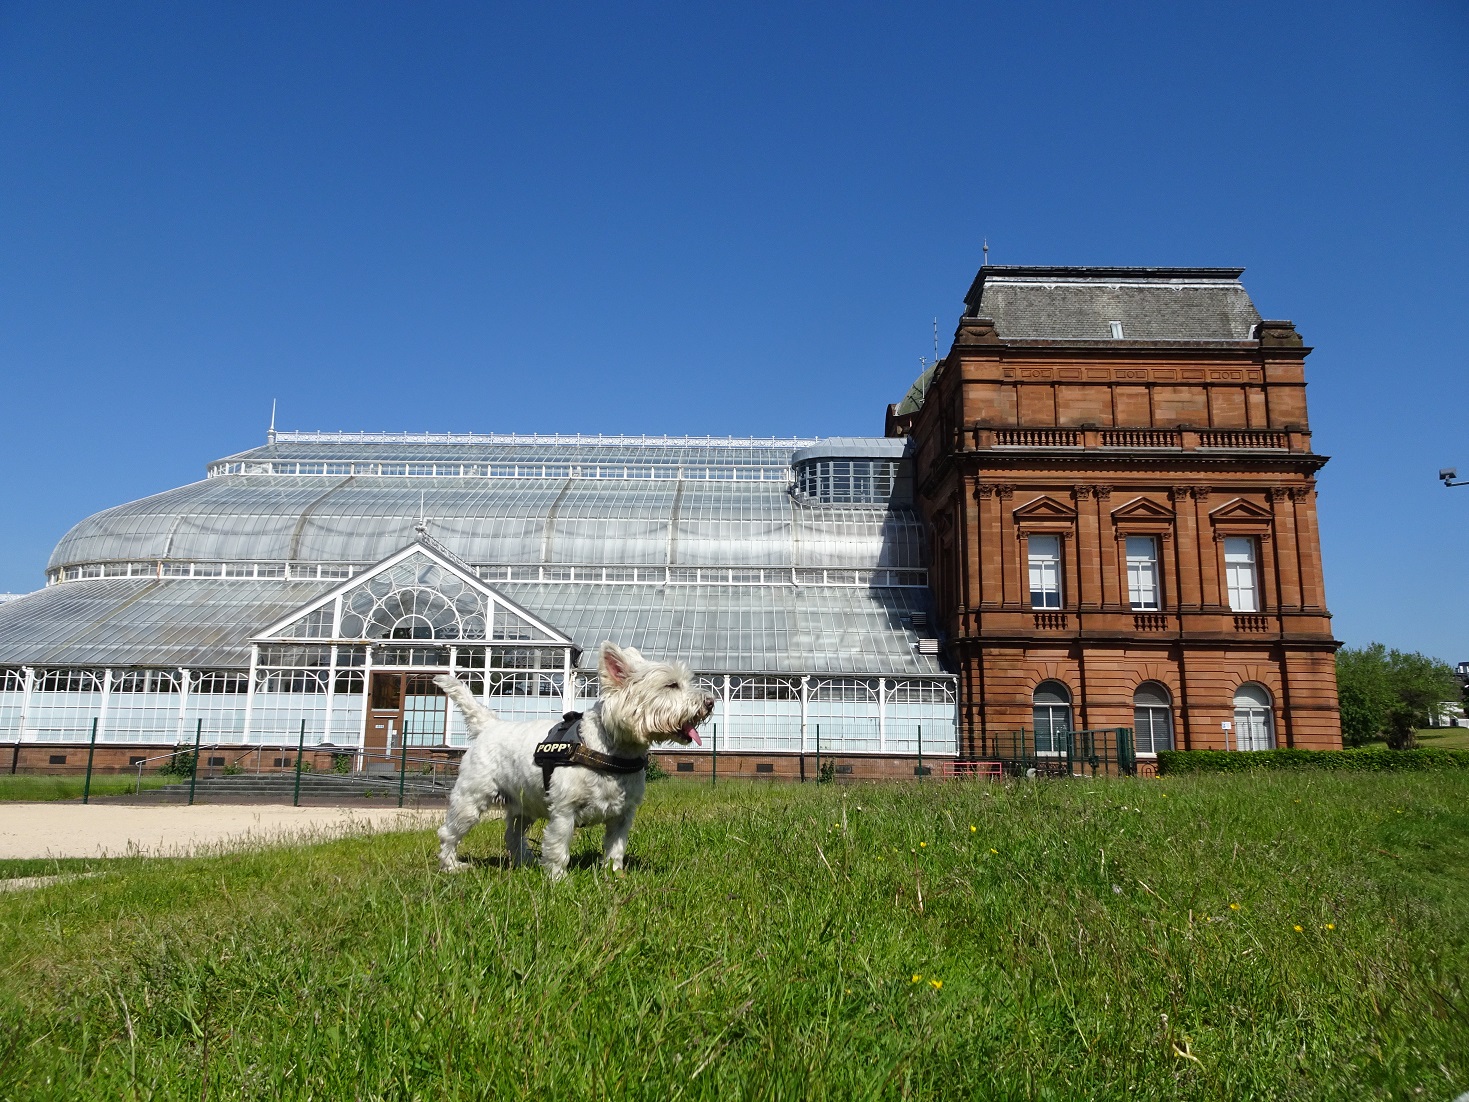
[{"left": 433, "top": 642, "right": 714, "bottom": 879}]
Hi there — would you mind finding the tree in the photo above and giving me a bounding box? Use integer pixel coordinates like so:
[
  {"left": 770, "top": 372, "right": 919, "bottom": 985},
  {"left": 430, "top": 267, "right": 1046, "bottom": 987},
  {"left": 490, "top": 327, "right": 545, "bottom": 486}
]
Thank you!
[{"left": 1335, "top": 644, "right": 1460, "bottom": 749}]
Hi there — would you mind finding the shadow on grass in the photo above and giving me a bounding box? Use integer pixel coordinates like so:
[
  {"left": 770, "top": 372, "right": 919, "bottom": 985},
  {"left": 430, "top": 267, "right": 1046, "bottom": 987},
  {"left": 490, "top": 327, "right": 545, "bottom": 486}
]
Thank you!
[{"left": 451, "top": 851, "right": 654, "bottom": 873}]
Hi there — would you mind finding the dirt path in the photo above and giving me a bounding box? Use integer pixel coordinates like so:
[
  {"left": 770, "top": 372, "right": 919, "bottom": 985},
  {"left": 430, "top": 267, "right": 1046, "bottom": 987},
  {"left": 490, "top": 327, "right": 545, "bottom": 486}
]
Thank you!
[{"left": 0, "top": 803, "right": 459, "bottom": 859}]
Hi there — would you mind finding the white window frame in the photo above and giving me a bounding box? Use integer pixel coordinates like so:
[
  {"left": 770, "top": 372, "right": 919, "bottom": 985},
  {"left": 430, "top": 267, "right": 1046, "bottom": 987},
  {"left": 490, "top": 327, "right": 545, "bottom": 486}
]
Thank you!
[
  {"left": 1125, "top": 536, "right": 1160, "bottom": 611},
  {"left": 1131, "top": 682, "right": 1173, "bottom": 755},
  {"left": 1233, "top": 683, "right": 1274, "bottom": 751},
  {"left": 1224, "top": 536, "right": 1259, "bottom": 612},
  {"left": 1027, "top": 535, "right": 1063, "bottom": 610}
]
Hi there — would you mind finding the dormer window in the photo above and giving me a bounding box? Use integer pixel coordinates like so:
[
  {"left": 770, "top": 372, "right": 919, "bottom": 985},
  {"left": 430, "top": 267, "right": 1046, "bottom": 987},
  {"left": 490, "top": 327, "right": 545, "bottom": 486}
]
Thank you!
[{"left": 1109, "top": 320, "right": 1124, "bottom": 339}]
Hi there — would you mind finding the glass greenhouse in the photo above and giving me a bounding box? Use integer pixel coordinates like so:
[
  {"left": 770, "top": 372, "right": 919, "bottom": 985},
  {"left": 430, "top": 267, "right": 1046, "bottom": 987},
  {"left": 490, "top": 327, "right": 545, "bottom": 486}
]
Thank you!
[{"left": 0, "top": 432, "right": 956, "bottom": 761}]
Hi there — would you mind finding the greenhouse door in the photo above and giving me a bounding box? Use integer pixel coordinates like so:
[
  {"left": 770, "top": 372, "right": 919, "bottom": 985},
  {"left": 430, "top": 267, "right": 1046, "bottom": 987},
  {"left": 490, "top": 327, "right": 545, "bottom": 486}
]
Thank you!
[
  {"left": 366, "top": 673, "right": 448, "bottom": 771},
  {"left": 366, "top": 673, "right": 402, "bottom": 772}
]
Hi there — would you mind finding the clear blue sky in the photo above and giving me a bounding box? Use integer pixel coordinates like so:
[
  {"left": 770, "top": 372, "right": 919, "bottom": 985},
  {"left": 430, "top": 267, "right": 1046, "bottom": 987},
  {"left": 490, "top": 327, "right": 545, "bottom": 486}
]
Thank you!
[{"left": 1, "top": 2, "right": 1465, "bottom": 660}]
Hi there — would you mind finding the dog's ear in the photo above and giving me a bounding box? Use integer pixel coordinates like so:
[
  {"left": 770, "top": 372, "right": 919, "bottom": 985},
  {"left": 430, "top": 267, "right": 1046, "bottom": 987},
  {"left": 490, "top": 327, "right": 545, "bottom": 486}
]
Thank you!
[{"left": 599, "top": 642, "right": 637, "bottom": 690}]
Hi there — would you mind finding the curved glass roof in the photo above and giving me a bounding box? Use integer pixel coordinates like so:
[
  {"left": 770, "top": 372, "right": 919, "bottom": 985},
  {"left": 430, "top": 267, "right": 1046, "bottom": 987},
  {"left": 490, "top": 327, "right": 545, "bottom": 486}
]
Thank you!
[{"left": 49, "top": 435, "right": 926, "bottom": 575}]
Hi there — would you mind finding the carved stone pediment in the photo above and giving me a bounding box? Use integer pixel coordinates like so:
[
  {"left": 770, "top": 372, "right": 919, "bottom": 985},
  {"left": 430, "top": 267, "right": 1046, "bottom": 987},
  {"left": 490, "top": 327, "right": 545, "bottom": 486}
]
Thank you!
[
  {"left": 1209, "top": 497, "right": 1273, "bottom": 541},
  {"left": 1208, "top": 498, "right": 1272, "bottom": 524},
  {"left": 1110, "top": 496, "right": 1175, "bottom": 524},
  {"left": 1012, "top": 495, "right": 1077, "bottom": 530},
  {"left": 1110, "top": 495, "right": 1176, "bottom": 540}
]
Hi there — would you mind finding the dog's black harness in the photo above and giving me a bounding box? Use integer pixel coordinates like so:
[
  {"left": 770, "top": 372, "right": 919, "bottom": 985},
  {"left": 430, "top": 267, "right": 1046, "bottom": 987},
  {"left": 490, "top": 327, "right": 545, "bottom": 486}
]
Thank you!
[{"left": 533, "top": 712, "right": 648, "bottom": 793}]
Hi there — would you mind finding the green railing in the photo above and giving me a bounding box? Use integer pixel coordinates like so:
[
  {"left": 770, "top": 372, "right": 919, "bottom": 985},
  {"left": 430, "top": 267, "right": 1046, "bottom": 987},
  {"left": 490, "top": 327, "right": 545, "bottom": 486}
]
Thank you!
[{"left": 986, "top": 727, "right": 1137, "bottom": 778}]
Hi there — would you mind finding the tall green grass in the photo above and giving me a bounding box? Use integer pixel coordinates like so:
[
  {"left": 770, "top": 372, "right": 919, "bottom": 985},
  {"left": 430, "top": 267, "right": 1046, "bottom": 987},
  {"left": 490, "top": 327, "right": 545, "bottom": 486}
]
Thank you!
[{"left": 0, "top": 773, "right": 1465, "bottom": 1099}]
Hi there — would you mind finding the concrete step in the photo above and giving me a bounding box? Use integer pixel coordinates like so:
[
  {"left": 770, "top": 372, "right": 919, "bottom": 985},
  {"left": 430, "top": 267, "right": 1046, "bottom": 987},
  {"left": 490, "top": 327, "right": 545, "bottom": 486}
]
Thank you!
[{"left": 100, "top": 772, "right": 454, "bottom": 805}]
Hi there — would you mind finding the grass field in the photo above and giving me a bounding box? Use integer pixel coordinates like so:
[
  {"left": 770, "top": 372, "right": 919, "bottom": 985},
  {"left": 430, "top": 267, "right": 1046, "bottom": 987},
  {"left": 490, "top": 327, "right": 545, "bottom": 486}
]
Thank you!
[
  {"left": 1416, "top": 726, "right": 1469, "bottom": 751},
  {"left": 1, "top": 773, "right": 1466, "bottom": 1100},
  {"left": 0, "top": 773, "right": 183, "bottom": 802}
]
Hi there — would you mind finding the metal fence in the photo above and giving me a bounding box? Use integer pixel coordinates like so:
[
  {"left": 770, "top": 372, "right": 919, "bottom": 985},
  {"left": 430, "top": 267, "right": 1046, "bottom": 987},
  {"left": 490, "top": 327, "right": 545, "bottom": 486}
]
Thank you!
[{"left": 986, "top": 728, "right": 1138, "bottom": 778}]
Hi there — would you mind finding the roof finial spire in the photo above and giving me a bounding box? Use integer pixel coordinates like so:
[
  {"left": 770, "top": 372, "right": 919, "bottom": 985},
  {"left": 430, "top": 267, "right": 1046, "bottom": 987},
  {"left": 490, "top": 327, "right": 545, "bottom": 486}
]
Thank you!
[
  {"left": 267, "top": 399, "right": 277, "bottom": 443},
  {"left": 982, "top": 238, "right": 989, "bottom": 267}
]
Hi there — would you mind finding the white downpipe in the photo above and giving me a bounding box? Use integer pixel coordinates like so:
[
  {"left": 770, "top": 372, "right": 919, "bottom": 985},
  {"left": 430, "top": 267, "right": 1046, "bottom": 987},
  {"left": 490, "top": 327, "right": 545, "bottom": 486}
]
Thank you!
[
  {"left": 98, "top": 669, "right": 112, "bottom": 741},
  {"left": 19, "top": 666, "right": 34, "bottom": 741},
  {"left": 799, "top": 675, "right": 810, "bottom": 753},
  {"left": 242, "top": 645, "right": 259, "bottom": 741},
  {"left": 356, "top": 646, "right": 373, "bottom": 753},
  {"left": 878, "top": 677, "right": 889, "bottom": 752},
  {"left": 176, "top": 668, "right": 191, "bottom": 742}
]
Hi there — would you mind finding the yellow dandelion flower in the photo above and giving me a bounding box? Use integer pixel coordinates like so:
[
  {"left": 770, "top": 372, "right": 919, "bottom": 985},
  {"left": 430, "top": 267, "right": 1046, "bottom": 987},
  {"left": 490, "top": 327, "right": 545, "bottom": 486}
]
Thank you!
[
  {"left": 920, "top": 842, "right": 927, "bottom": 848},
  {"left": 911, "top": 973, "right": 922, "bottom": 984},
  {"left": 970, "top": 825, "right": 977, "bottom": 832},
  {"left": 1325, "top": 923, "right": 1335, "bottom": 930},
  {"left": 1229, "top": 902, "right": 1241, "bottom": 911},
  {"left": 1293, "top": 925, "right": 1303, "bottom": 932},
  {"left": 990, "top": 848, "right": 998, "bottom": 854},
  {"left": 929, "top": 979, "right": 943, "bottom": 990}
]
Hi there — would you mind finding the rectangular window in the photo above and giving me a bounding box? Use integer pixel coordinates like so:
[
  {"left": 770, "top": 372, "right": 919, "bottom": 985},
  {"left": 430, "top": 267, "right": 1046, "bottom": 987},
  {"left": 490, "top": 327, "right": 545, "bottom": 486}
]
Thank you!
[
  {"left": 1028, "top": 535, "right": 1062, "bottom": 609},
  {"left": 1224, "top": 537, "right": 1258, "bottom": 612},
  {"left": 1126, "top": 536, "right": 1160, "bottom": 610}
]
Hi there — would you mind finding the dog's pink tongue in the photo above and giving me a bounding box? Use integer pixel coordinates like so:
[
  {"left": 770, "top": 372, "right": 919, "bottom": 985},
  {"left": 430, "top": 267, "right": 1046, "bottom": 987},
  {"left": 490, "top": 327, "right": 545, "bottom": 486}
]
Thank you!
[{"left": 684, "top": 725, "right": 702, "bottom": 745}]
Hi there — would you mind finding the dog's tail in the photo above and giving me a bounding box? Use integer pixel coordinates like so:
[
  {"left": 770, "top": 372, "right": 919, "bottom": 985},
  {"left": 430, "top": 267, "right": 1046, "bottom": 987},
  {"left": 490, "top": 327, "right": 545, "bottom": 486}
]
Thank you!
[{"left": 433, "top": 673, "right": 498, "bottom": 739}]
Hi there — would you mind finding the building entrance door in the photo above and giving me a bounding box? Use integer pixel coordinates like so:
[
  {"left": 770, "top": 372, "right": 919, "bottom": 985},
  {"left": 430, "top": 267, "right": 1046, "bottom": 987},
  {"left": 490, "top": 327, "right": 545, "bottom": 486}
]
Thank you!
[{"left": 366, "top": 672, "right": 448, "bottom": 772}]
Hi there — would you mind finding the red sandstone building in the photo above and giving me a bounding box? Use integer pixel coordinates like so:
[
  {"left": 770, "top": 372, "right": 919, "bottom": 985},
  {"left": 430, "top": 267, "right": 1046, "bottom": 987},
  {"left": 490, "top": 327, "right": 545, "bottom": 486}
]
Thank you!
[{"left": 888, "top": 266, "right": 1340, "bottom": 758}]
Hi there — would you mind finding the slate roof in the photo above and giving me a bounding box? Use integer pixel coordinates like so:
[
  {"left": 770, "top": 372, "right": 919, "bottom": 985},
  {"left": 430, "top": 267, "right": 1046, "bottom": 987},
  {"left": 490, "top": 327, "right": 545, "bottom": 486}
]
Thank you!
[{"left": 963, "top": 266, "right": 1262, "bottom": 342}]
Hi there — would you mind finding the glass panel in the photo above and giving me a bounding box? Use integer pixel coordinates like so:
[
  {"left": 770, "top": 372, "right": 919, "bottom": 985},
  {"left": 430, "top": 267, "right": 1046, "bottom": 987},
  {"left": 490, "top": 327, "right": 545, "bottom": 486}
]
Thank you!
[
  {"left": 402, "top": 676, "right": 447, "bottom": 746},
  {"left": 1126, "top": 536, "right": 1159, "bottom": 610},
  {"left": 371, "top": 674, "right": 402, "bottom": 711},
  {"left": 1224, "top": 536, "right": 1258, "bottom": 613},
  {"left": 1132, "top": 681, "right": 1169, "bottom": 707},
  {"left": 1028, "top": 535, "right": 1062, "bottom": 609}
]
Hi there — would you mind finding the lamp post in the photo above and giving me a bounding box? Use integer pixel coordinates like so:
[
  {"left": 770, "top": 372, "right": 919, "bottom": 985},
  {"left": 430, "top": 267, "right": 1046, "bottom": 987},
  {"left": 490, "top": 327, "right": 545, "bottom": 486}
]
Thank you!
[{"left": 1439, "top": 468, "right": 1469, "bottom": 488}]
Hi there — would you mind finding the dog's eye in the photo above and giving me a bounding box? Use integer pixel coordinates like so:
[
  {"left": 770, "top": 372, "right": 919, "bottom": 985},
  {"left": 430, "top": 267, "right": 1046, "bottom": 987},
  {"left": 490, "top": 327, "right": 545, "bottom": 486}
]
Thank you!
[{"left": 666, "top": 681, "right": 679, "bottom": 689}]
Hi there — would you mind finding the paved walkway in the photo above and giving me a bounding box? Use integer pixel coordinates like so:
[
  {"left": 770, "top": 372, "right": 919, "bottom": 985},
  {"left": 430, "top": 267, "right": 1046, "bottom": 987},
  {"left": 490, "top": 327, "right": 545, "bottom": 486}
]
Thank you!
[{"left": 0, "top": 802, "right": 449, "bottom": 859}]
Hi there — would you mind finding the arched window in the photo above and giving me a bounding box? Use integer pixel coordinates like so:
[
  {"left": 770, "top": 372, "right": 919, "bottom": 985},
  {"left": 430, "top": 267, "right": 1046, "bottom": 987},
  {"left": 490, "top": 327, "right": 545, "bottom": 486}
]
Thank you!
[
  {"left": 1133, "top": 682, "right": 1173, "bottom": 754},
  {"left": 1233, "top": 683, "right": 1274, "bottom": 750},
  {"left": 1033, "top": 680, "right": 1072, "bottom": 754}
]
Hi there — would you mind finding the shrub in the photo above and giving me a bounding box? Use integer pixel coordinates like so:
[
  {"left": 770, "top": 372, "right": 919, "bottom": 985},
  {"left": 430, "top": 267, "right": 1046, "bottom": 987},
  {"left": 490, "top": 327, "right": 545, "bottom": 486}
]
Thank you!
[
  {"left": 1157, "top": 747, "right": 1469, "bottom": 774},
  {"left": 645, "top": 757, "right": 670, "bottom": 782},
  {"left": 157, "top": 747, "right": 195, "bottom": 777},
  {"left": 817, "top": 760, "right": 837, "bottom": 784},
  {"left": 331, "top": 753, "right": 353, "bottom": 774}
]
